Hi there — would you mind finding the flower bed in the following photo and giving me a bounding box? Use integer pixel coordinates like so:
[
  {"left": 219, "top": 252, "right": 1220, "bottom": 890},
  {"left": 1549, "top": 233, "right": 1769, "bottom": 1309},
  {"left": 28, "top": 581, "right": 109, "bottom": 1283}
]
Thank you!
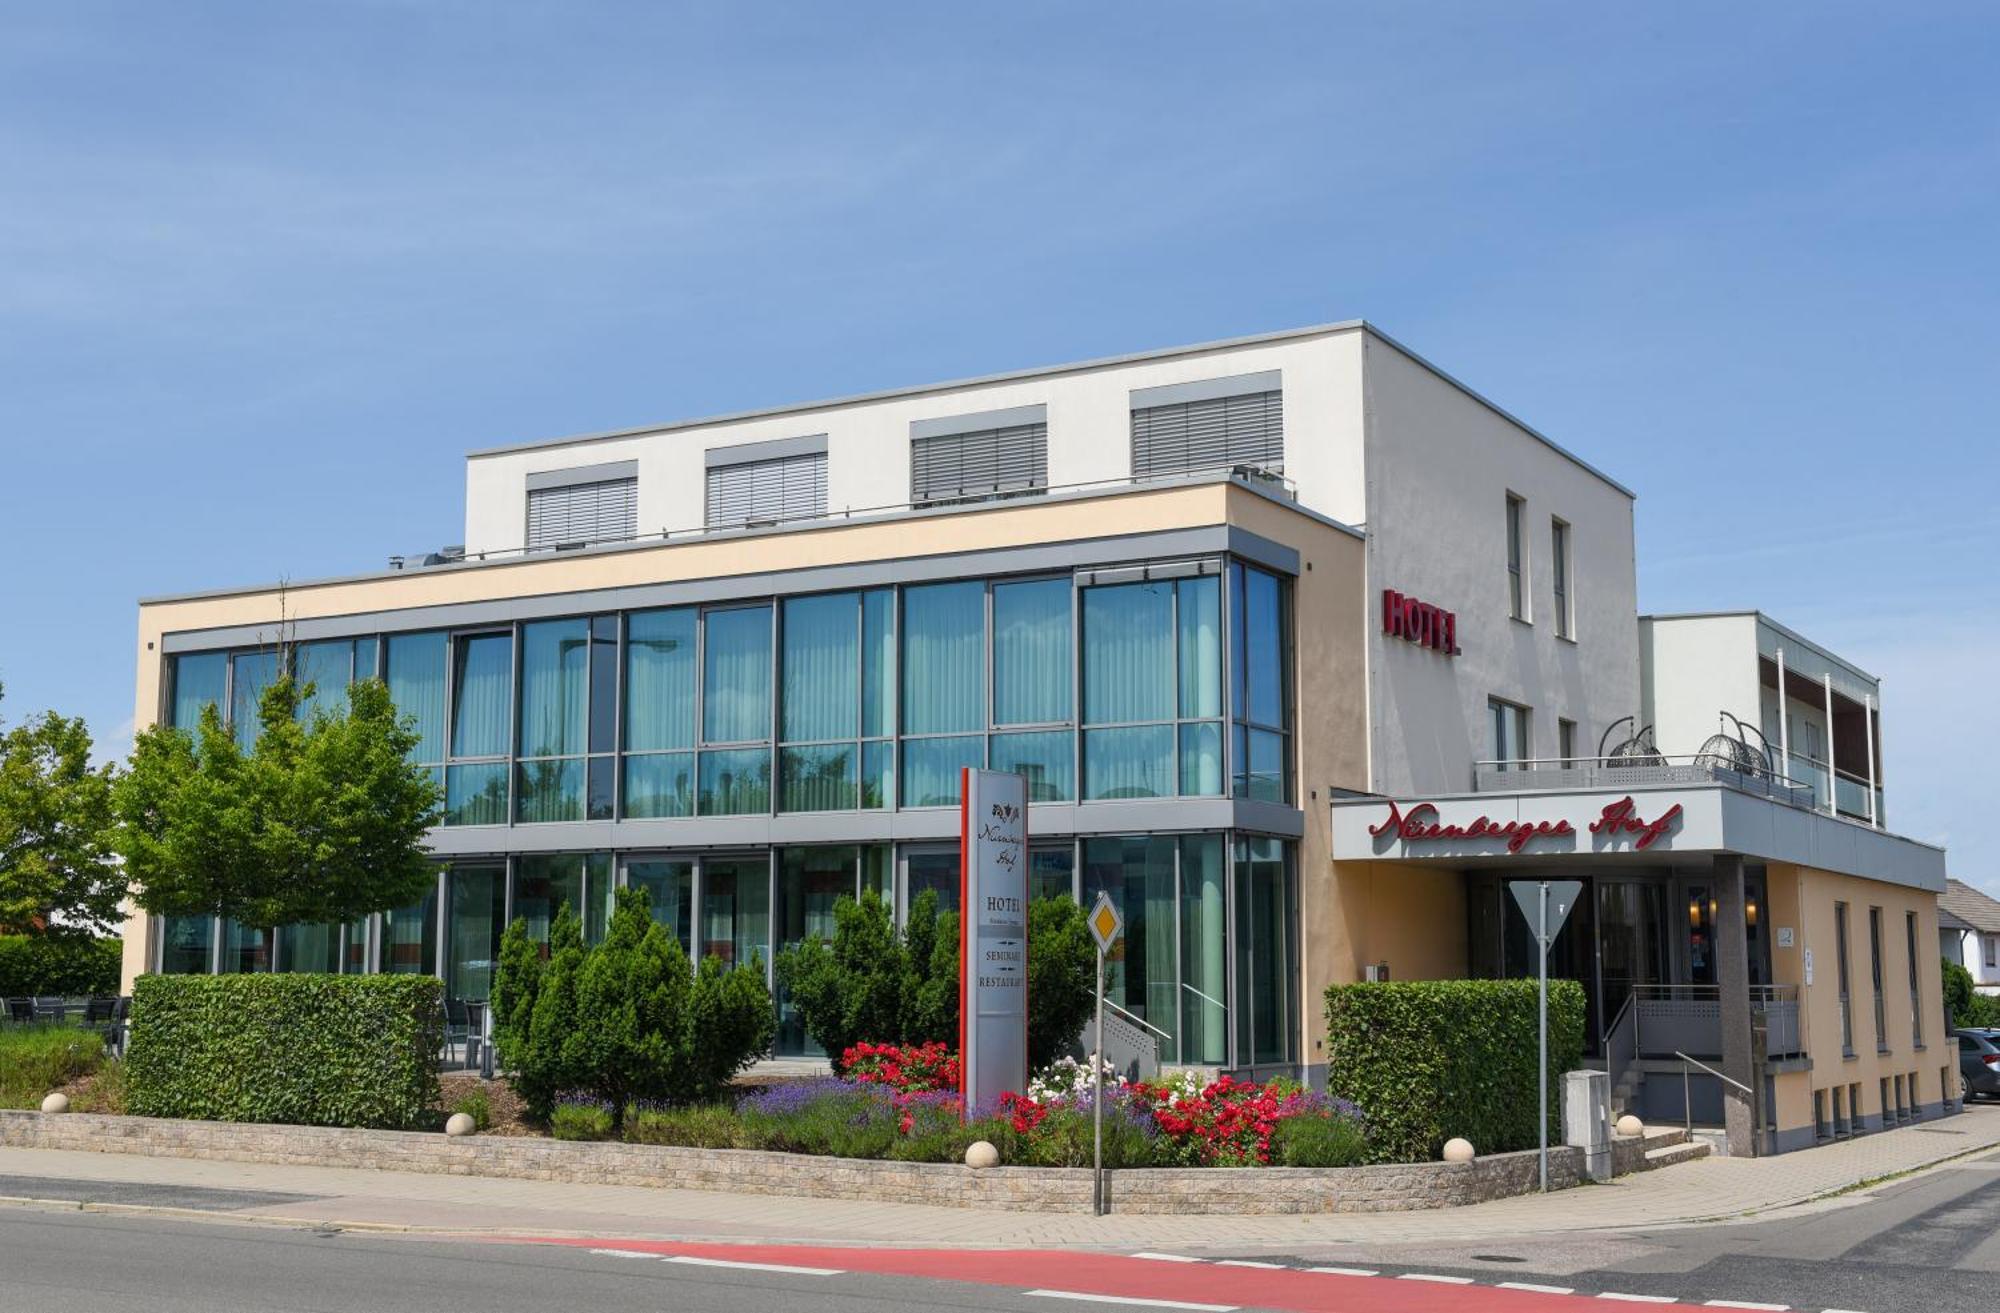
[{"left": 593, "top": 1045, "right": 1370, "bottom": 1169}]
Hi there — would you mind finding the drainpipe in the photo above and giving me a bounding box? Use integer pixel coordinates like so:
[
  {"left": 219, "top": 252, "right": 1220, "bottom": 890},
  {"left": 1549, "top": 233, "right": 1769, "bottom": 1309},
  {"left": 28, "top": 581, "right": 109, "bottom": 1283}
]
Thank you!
[
  {"left": 1822, "top": 674, "right": 1837, "bottom": 816},
  {"left": 1864, "top": 694, "right": 1880, "bottom": 829}
]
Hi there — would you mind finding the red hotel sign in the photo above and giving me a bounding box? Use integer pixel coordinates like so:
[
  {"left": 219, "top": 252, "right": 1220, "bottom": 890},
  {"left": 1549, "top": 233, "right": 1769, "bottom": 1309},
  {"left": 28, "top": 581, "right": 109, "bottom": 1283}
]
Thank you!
[
  {"left": 1369, "top": 796, "right": 1684, "bottom": 854},
  {"left": 1382, "top": 589, "right": 1458, "bottom": 655}
]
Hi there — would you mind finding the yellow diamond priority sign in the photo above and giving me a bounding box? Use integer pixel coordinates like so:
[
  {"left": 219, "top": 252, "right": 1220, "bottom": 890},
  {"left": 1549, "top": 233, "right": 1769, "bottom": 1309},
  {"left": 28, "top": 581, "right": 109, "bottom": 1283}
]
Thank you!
[{"left": 1088, "top": 891, "right": 1123, "bottom": 952}]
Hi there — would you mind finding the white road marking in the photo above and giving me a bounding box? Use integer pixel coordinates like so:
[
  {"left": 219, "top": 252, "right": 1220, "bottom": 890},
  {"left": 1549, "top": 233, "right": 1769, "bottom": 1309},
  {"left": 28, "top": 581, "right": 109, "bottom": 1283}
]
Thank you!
[
  {"left": 1500, "top": 1282, "right": 1578, "bottom": 1295},
  {"left": 1398, "top": 1273, "right": 1476, "bottom": 1284},
  {"left": 1024, "top": 1291, "right": 1237, "bottom": 1312},
  {"left": 1705, "top": 1303, "right": 1788, "bottom": 1310},
  {"left": 587, "top": 1248, "right": 660, "bottom": 1259},
  {"left": 1130, "top": 1253, "right": 1203, "bottom": 1263},
  {"left": 661, "top": 1255, "right": 844, "bottom": 1276},
  {"left": 1306, "top": 1266, "right": 1380, "bottom": 1277},
  {"left": 1214, "top": 1260, "right": 1283, "bottom": 1269},
  {"left": 1598, "top": 1296, "right": 1678, "bottom": 1304}
]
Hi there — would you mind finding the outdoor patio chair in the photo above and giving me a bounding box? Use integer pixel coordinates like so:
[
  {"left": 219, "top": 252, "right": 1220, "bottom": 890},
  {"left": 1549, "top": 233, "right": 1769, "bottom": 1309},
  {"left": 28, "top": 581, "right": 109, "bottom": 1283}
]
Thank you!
[
  {"left": 31, "top": 996, "right": 65, "bottom": 1024},
  {"left": 443, "top": 999, "right": 471, "bottom": 1069},
  {"left": 2, "top": 998, "right": 30, "bottom": 1025}
]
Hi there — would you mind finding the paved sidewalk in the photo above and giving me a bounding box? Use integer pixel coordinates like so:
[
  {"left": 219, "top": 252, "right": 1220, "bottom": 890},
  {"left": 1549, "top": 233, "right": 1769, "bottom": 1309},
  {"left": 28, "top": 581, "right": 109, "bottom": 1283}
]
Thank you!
[{"left": 2, "top": 1105, "right": 1996, "bottom": 1253}]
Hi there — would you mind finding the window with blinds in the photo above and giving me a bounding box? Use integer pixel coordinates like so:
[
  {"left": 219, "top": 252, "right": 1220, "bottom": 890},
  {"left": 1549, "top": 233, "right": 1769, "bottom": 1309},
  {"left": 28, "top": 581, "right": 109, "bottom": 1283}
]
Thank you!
[
  {"left": 1130, "top": 388, "right": 1283, "bottom": 479},
  {"left": 526, "top": 477, "right": 637, "bottom": 548},
  {"left": 910, "top": 421, "right": 1048, "bottom": 503},
  {"left": 704, "top": 451, "right": 827, "bottom": 528}
]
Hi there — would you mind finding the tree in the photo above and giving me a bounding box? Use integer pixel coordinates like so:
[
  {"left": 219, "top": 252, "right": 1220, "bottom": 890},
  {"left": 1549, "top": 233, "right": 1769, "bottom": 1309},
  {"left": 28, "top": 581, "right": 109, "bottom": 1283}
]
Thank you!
[
  {"left": 495, "top": 888, "right": 772, "bottom": 1127},
  {"left": 0, "top": 688, "right": 126, "bottom": 939},
  {"left": 115, "top": 671, "right": 442, "bottom": 929},
  {"left": 775, "top": 890, "right": 1097, "bottom": 1075}
]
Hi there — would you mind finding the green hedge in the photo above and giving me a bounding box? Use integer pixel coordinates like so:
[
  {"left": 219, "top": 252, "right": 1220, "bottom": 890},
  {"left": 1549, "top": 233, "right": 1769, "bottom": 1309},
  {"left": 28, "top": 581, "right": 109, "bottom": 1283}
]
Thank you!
[
  {"left": 0, "top": 936, "right": 123, "bottom": 996},
  {"left": 125, "top": 974, "right": 442, "bottom": 1130},
  {"left": 1324, "top": 978, "right": 1585, "bottom": 1163}
]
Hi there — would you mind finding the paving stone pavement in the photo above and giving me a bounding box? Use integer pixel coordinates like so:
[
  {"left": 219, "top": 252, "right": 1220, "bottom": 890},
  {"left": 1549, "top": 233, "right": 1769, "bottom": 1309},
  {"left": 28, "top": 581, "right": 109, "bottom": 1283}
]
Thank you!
[{"left": 2, "top": 1104, "right": 1995, "bottom": 1254}]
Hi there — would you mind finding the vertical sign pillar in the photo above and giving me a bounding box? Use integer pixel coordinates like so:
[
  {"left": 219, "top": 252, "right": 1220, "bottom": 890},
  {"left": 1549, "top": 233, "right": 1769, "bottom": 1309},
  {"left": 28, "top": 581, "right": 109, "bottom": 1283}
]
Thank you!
[{"left": 960, "top": 768, "right": 1029, "bottom": 1116}]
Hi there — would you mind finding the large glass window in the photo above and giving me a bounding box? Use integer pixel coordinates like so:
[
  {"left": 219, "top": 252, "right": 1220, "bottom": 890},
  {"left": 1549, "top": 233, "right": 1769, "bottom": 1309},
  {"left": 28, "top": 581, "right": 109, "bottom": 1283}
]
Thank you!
[
  {"left": 168, "top": 651, "right": 227, "bottom": 731},
  {"left": 1179, "top": 835, "right": 1229, "bottom": 1066},
  {"left": 445, "top": 863, "right": 507, "bottom": 1001},
  {"left": 277, "top": 923, "right": 341, "bottom": 973},
  {"left": 515, "top": 852, "right": 613, "bottom": 946},
  {"left": 219, "top": 920, "right": 271, "bottom": 974},
  {"left": 780, "top": 593, "right": 860, "bottom": 813},
  {"left": 701, "top": 856, "right": 770, "bottom": 970},
  {"left": 1229, "top": 563, "right": 1289, "bottom": 802},
  {"left": 296, "top": 639, "right": 358, "bottom": 722},
  {"left": 625, "top": 859, "right": 693, "bottom": 951},
  {"left": 446, "top": 633, "right": 512, "bottom": 825},
  {"left": 901, "top": 582, "right": 985, "bottom": 806},
  {"left": 158, "top": 914, "right": 214, "bottom": 973},
  {"left": 776, "top": 847, "right": 859, "bottom": 1054},
  {"left": 386, "top": 632, "right": 448, "bottom": 782},
  {"left": 623, "top": 608, "right": 696, "bottom": 818},
  {"left": 700, "top": 606, "right": 772, "bottom": 815},
  {"left": 1081, "top": 575, "right": 1222, "bottom": 801},
  {"left": 382, "top": 884, "right": 437, "bottom": 977},
  {"left": 229, "top": 650, "right": 281, "bottom": 751},
  {"left": 1083, "top": 835, "right": 1179, "bottom": 1058},
  {"left": 1233, "top": 835, "right": 1296, "bottom": 1066},
  {"left": 515, "top": 617, "right": 615, "bottom": 823}
]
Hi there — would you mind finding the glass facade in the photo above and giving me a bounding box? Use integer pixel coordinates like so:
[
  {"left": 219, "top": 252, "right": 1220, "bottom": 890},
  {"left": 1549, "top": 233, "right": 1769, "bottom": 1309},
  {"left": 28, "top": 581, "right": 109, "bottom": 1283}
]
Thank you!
[{"left": 151, "top": 551, "right": 1301, "bottom": 1065}]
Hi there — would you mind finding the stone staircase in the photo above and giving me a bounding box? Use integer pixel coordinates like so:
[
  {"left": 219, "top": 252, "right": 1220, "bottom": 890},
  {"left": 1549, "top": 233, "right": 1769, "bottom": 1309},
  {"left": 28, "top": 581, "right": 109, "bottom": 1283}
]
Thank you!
[{"left": 1631, "top": 1125, "right": 1712, "bottom": 1172}]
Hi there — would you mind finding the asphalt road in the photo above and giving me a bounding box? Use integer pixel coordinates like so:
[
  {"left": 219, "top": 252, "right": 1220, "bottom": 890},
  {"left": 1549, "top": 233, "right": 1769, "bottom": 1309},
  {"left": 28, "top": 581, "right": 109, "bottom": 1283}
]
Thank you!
[{"left": 6, "top": 1154, "right": 2000, "bottom": 1313}]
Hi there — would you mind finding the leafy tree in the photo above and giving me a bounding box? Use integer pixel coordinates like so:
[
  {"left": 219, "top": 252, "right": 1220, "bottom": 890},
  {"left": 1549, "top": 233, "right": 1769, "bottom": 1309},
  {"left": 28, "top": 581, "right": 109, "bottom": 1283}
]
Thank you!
[
  {"left": 1025, "top": 896, "right": 1096, "bottom": 1071},
  {"left": 115, "top": 672, "right": 442, "bottom": 929},
  {"left": 0, "top": 687, "right": 125, "bottom": 939},
  {"left": 495, "top": 888, "right": 772, "bottom": 1127},
  {"left": 1945, "top": 957, "right": 1975, "bottom": 1027},
  {"left": 773, "top": 890, "right": 905, "bottom": 1072},
  {"left": 776, "top": 890, "right": 1097, "bottom": 1074}
]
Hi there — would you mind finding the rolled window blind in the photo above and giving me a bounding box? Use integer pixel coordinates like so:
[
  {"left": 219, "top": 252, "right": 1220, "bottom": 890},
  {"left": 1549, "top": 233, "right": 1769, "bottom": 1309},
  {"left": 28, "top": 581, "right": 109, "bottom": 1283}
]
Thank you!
[
  {"left": 526, "top": 477, "right": 637, "bottom": 547},
  {"left": 1130, "top": 390, "right": 1283, "bottom": 479},
  {"left": 705, "top": 451, "right": 827, "bottom": 528},
  {"left": 910, "top": 422, "right": 1048, "bottom": 503}
]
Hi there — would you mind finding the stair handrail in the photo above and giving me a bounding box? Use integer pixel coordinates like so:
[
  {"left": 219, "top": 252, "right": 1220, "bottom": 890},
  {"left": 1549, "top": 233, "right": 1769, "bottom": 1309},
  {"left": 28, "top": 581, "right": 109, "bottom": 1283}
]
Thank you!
[
  {"left": 1673, "top": 1049, "right": 1752, "bottom": 1142},
  {"left": 1103, "top": 997, "right": 1171, "bottom": 1042}
]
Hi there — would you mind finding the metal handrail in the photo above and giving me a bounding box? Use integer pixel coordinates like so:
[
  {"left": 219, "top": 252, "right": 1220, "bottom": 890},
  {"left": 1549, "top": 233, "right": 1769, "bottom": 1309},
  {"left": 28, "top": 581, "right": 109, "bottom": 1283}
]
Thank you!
[
  {"left": 1474, "top": 754, "right": 1816, "bottom": 795},
  {"left": 1180, "top": 983, "right": 1226, "bottom": 1011},
  {"left": 392, "top": 465, "right": 1298, "bottom": 570},
  {"left": 1672, "top": 1050, "right": 1751, "bottom": 1094},
  {"left": 1103, "top": 997, "right": 1171, "bottom": 1042},
  {"left": 1674, "top": 1049, "right": 1753, "bottom": 1143}
]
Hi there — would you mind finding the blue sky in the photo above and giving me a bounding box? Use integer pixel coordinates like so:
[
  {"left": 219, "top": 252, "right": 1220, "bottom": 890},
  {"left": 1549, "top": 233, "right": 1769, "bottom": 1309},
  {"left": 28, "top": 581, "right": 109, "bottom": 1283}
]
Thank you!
[{"left": 2, "top": 4, "right": 1995, "bottom": 882}]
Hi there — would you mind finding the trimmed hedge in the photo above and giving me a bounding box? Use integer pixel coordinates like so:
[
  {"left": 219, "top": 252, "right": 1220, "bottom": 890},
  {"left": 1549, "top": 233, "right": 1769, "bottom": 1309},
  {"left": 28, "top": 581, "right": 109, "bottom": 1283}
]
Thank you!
[
  {"left": 1325, "top": 978, "right": 1585, "bottom": 1164},
  {"left": 125, "top": 974, "right": 442, "bottom": 1130},
  {"left": 0, "top": 935, "right": 122, "bottom": 997}
]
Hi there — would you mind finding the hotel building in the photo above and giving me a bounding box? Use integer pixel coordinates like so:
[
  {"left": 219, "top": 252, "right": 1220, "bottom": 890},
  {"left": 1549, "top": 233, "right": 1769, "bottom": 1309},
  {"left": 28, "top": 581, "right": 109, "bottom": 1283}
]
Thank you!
[{"left": 120, "top": 321, "right": 1949, "bottom": 1153}]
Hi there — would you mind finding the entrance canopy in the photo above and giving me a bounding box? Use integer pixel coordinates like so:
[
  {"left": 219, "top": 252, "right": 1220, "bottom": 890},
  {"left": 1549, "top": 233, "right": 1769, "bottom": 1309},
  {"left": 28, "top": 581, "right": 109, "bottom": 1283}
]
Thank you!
[{"left": 1332, "top": 781, "right": 1944, "bottom": 892}]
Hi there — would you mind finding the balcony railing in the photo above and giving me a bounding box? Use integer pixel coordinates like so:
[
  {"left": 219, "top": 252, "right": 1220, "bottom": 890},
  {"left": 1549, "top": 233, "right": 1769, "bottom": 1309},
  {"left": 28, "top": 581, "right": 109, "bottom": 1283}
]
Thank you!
[
  {"left": 391, "top": 465, "right": 1298, "bottom": 571},
  {"left": 1473, "top": 754, "right": 1816, "bottom": 810}
]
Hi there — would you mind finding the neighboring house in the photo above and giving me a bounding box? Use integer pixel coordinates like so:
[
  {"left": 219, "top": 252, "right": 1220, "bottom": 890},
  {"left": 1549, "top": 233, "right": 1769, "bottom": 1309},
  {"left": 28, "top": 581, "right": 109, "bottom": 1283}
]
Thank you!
[{"left": 1940, "top": 879, "right": 2000, "bottom": 994}]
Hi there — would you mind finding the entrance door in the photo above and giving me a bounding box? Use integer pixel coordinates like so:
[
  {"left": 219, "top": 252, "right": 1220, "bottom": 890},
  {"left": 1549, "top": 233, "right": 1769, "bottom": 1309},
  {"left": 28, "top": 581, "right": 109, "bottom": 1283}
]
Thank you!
[
  {"left": 699, "top": 854, "right": 772, "bottom": 972},
  {"left": 1596, "top": 880, "right": 1668, "bottom": 1040}
]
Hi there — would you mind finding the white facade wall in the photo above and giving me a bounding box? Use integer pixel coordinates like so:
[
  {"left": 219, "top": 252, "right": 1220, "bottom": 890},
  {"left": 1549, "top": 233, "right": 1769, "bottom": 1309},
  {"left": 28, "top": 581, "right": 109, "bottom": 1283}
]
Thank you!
[
  {"left": 458, "top": 323, "right": 1643, "bottom": 802},
  {"left": 462, "top": 331, "right": 1368, "bottom": 557},
  {"left": 1360, "top": 339, "right": 1639, "bottom": 797},
  {"left": 1639, "top": 614, "right": 1762, "bottom": 759}
]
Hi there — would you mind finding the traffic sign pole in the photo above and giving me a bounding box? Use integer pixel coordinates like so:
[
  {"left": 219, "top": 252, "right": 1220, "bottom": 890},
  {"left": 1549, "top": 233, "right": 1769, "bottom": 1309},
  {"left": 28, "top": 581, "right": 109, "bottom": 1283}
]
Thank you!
[
  {"left": 1086, "top": 892, "right": 1123, "bottom": 1218},
  {"left": 1509, "top": 879, "right": 1578, "bottom": 1195},
  {"left": 1539, "top": 880, "right": 1549, "bottom": 1193}
]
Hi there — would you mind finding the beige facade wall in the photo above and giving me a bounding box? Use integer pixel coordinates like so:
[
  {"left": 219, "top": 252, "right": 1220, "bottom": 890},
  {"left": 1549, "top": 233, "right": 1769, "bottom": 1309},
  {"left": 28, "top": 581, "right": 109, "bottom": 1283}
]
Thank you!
[
  {"left": 1765, "top": 862, "right": 1952, "bottom": 1139},
  {"left": 123, "top": 481, "right": 1370, "bottom": 999}
]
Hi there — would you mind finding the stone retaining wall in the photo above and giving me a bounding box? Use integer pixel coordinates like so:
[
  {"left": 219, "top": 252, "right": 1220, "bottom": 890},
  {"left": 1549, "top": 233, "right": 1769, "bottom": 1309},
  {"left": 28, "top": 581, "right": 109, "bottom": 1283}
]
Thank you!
[{"left": 0, "top": 1111, "right": 1686, "bottom": 1215}]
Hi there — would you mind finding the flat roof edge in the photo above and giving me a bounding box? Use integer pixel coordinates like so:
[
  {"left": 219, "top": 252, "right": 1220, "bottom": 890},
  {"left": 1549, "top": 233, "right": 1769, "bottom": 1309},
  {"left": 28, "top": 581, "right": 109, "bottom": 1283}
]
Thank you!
[
  {"left": 464, "top": 320, "right": 1371, "bottom": 459},
  {"left": 137, "top": 474, "right": 1362, "bottom": 608}
]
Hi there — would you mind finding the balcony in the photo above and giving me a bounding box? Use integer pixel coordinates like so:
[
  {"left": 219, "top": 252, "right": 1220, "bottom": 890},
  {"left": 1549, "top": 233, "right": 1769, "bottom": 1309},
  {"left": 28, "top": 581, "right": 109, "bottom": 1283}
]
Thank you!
[{"left": 1473, "top": 755, "right": 1816, "bottom": 810}]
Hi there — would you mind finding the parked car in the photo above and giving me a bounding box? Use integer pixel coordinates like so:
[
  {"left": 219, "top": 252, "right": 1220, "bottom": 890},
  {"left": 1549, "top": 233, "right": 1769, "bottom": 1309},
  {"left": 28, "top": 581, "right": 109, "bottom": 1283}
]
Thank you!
[{"left": 1956, "top": 1029, "right": 2000, "bottom": 1100}]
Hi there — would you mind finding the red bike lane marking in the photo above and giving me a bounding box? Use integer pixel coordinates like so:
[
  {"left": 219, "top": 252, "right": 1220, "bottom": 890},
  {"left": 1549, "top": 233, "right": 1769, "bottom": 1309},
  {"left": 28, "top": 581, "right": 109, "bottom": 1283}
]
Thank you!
[{"left": 499, "top": 1237, "right": 1699, "bottom": 1311}]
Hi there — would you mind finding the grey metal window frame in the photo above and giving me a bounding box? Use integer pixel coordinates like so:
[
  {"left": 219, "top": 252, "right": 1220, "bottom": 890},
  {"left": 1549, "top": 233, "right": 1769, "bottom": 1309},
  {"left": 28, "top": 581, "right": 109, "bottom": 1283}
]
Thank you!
[
  {"left": 1505, "top": 493, "right": 1527, "bottom": 622},
  {"left": 1551, "top": 516, "right": 1572, "bottom": 639}
]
